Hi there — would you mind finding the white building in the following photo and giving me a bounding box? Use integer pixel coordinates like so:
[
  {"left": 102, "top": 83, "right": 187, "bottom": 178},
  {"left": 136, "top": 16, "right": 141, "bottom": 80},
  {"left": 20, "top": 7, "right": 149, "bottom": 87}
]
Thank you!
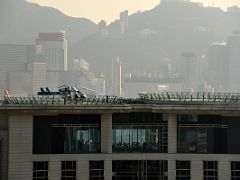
[
  {"left": 36, "top": 31, "right": 68, "bottom": 91},
  {"left": 0, "top": 44, "right": 46, "bottom": 96},
  {"left": 207, "top": 43, "right": 228, "bottom": 92},
  {"left": 111, "top": 57, "right": 123, "bottom": 97},
  {"left": 227, "top": 32, "right": 240, "bottom": 92}
]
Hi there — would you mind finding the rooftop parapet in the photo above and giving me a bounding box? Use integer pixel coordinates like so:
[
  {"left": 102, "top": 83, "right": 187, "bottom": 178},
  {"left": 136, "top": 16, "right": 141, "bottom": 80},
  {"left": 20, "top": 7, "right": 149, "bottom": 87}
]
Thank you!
[
  {"left": 1, "top": 92, "right": 240, "bottom": 106},
  {"left": 138, "top": 92, "right": 240, "bottom": 103},
  {"left": 1, "top": 95, "right": 124, "bottom": 106}
]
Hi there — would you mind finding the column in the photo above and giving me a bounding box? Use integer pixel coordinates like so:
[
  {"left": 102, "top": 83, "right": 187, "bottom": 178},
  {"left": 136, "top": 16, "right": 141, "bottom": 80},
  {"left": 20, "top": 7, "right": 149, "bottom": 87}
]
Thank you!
[
  {"left": 101, "top": 113, "right": 112, "bottom": 153},
  {"left": 105, "top": 160, "right": 112, "bottom": 180},
  {"left": 219, "top": 159, "right": 230, "bottom": 180},
  {"left": 191, "top": 159, "right": 203, "bottom": 180},
  {"left": 8, "top": 114, "right": 33, "bottom": 180},
  {"left": 49, "top": 160, "right": 61, "bottom": 180},
  {"left": 168, "top": 113, "right": 177, "bottom": 153},
  {"left": 168, "top": 159, "right": 176, "bottom": 180},
  {"left": 78, "top": 160, "right": 89, "bottom": 180}
]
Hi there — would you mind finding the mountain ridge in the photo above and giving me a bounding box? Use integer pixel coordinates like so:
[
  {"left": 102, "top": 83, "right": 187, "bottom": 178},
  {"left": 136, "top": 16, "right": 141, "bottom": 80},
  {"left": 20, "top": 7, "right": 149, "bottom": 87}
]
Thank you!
[
  {"left": 0, "top": 0, "right": 97, "bottom": 46},
  {"left": 69, "top": 1, "right": 240, "bottom": 73}
]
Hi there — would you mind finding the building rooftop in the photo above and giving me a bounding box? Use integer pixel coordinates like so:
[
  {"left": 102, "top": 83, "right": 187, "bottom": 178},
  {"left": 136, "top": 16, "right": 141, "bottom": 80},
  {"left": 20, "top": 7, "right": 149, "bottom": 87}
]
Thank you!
[{"left": 1, "top": 92, "right": 240, "bottom": 110}]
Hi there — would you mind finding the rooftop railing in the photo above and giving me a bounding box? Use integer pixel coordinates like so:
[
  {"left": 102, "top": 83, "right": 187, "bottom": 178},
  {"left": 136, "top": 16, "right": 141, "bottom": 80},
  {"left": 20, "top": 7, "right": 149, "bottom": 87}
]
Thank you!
[
  {"left": 138, "top": 92, "right": 240, "bottom": 103},
  {"left": 2, "top": 95, "right": 124, "bottom": 105},
  {"left": 2, "top": 92, "right": 240, "bottom": 106}
]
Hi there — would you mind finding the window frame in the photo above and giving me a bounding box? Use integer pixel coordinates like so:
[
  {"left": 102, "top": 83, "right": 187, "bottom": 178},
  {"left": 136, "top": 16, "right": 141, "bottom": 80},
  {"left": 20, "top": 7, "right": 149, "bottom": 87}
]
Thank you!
[
  {"left": 61, "top": 160, "right": 77, "bottom": 180},
  {"left": 33, "top": 161, "right": 48, "bottom": 180}
]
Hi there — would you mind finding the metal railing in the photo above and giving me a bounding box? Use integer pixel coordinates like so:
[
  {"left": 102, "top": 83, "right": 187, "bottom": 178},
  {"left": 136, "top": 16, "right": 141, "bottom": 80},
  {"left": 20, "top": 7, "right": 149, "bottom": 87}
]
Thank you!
[
  {"left": 138, "top": 92, "right": 240, "bottom": 103},
  {"left": 2, "top": 92, "right": 240, "bottom": 106},
  {"left": 2, "top": 95, "right": 124, "bottom": 106}
]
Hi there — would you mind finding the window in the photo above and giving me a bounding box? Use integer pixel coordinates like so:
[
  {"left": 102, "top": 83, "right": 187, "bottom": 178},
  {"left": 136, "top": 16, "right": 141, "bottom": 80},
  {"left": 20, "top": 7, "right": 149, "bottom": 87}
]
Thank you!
[
  {"left": 177, "top": 115, "right": 227, "bottom": 154},
  {"left": 112, "top": 160, "right": 168, "bottom": 180},
  {"left": 231, "top": 161, "right": 240, "bottom": 180},
  {"left": 61, "top": 161, "right": 76, "bottom": 180},
  {"left": 89, "top": 161, "right": 104, "bottom": 180},
  {"left": 203, "top": 161, "right": 218, "bottom": 180},
  {"left": 33, "top": 115, "right": 101, "bottom": 154},
  {"left": 176, "top": 160, "right": 191, "bottom": 180},
  {"left": 112, "top": 112, "right": 168, "bottom": 153},
  {"left": 33, "top": 161, "right": 48, "bottom": 179},
  {"left": 145, "top": 160, "right": 168, "bottom": 180},
  {"left": 178, "top": 128, "right": 208, "bottom": 153}
]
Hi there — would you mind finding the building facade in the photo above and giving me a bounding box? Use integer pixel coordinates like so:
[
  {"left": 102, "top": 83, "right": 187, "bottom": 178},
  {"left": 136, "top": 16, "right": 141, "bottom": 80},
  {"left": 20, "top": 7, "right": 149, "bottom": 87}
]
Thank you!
[
  {"left": 1, "top": 93, "right": 240, "bottom": 179},
  {"left": 36, "top": 32, "right": 68, "bottom": 91},
  {"left": 0, "top": 44, "right": 46, "bottom": 96}
]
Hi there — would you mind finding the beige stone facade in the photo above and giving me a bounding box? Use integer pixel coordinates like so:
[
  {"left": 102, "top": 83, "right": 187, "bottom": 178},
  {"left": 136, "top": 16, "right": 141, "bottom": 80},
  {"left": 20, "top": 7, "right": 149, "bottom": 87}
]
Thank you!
[{"left": 1, "top": 103, "right": 240, "bottom": 179}]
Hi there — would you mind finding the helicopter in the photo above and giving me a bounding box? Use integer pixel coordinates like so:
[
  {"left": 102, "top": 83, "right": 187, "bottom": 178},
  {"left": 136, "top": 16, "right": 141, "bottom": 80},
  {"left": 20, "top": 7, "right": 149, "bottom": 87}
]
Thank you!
[{"left": 37, "top": 84, "right": 96, "bottom": 100}]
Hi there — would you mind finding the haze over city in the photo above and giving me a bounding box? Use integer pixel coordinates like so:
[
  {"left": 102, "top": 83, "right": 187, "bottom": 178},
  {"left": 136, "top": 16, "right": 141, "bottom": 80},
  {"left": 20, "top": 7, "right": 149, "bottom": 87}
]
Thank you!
[
  {"left": 27, "top": 0, "right": 240, "bottom": 22},
  {"left": 1, "top": 0, "right": 240, "bottom": 179},
  {"left": 0, "top": 0, "right": 240, "bottom": 97}
]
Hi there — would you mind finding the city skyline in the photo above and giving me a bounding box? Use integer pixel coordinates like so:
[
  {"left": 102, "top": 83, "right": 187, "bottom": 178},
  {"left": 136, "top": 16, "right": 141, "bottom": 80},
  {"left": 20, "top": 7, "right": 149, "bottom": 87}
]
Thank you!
[{"left": 27, "top": 0, "right": 240, "bottom": 23}]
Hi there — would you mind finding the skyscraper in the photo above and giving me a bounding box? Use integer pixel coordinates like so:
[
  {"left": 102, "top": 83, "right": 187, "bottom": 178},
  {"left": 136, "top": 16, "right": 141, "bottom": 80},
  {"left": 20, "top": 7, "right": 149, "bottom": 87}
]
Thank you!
[
  {"left": 180, "top": 52, "right": 198, "bottom": 91},
  {"left": 226, "top": 32, "right": 240, "bottom": 92},
  {"left": 36, "top": 31, "right": 68, "bottom": 91},
  {"left": 111, "top": 57, "right": 123, "bottom": 97},
  {"left": 0, "top": 44, "right": 45, "bottom": 96},
  {"left": 119, "top": 10, "right": 128, "bottom": 34},
  {"left": 207, "top": 43, "right": 228, "bottom": 92}
]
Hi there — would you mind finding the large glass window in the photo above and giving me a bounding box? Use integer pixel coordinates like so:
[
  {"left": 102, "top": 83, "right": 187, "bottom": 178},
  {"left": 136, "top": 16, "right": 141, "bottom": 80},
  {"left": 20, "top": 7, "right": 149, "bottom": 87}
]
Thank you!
[
  {"left": 222, "top": 117, "right": 240, "bottom": 154},
  {"left": 203, "top": 161, "right": 218, "bottom": 180},
  {"left": 112, "top": 160, "right": 168, "bottom": 180},
  {"left": 177, "top": 115, "right": 227, "bottom": 153},
  {"left": 61, "top": 161, "right": 76, "bottom": 180},
  {"left": 231, "top": 161, "right": 240, "bottom": 180},
  {"left": 33, "top": 161, "right": 48, "bottom": 180},
  {"left": 112, "top": 112, "right": 168, "bottom": 153},
  {"left": 33, "top": 115, "right": 101, "bottom": 154},
  {"left": 176, "top": 160, "right": 191, "bottom": 180},
  {"left": 89, "top": 161, "right": 104, "bottom": 180}
]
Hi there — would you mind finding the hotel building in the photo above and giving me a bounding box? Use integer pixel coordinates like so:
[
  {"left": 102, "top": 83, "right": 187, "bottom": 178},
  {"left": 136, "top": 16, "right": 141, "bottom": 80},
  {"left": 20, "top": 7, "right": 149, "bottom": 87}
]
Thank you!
[{"left": 0, "top": 92, "right": 240, "bottom": 179}]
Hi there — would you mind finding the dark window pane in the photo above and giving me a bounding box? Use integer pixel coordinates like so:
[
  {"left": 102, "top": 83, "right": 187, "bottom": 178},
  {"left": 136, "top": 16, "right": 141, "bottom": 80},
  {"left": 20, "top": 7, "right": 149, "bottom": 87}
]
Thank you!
[
  {"left": 33, "top": 115, "right": 101, "bottom": 154},
  {"left": 89, "top": 161, "right": 104, "bottom": 179},
  {"left": 113, "top": 160, "right": 167, "bottom": 179},
  {"left": 33, "top": 161, "right": 48, "bottom": 179}
]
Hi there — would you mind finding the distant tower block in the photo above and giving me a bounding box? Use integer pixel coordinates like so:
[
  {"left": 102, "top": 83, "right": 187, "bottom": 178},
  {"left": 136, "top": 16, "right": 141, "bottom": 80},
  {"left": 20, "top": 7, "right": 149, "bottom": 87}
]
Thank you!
[
  {"left": 119, "top": 10, "right": 128, "bottom": 34},
  {"left": 227, "top": 32, "right": 240, "bottom": 92},
  {"left": 111, "top": 57, "right": 124, "bottom": 97},
  {"left": 98, "top": 20, "right": 108, "bottom": 37},
  {"left": 36, "top": 31, "right": 68, "bottom": 91},
  {"left": 207, "top": 43, "right": 227, "bottom": 92},
  {"left": 180, "top": 52, "right": 198, "bottom": 91},
  {"left": 36, "top": 31, "right": 68, "bottom": 71}
]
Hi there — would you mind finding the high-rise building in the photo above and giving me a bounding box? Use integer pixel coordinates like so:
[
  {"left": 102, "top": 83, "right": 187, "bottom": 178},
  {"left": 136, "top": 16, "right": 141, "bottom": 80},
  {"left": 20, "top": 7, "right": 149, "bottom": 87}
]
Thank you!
[
  {"left": 119, "top": 10, "right": 128, "bottom": 34},
  {"left": 227, "top": 6, "right": 240, "bottom": 14},
  {"left": 180, "top": 52, "right": 198, "bottom": 91},
  {"left": 36, "top": 31, "right": 67, "bottom": 71},
  {"left": 98, "top": 20, "right": 108, "bottom": 37},
  {"left": 31, "top": 62, "right": 46, "bottom": 95},
  {"left": 207, "top": 43, "right": 228, "bottom": 92},
  {"left": 1, "top": 92, "right": 240, "bottom": 179},
  {"left": 226, "top": 32, "right": 240, "bottom": 92},
  {"left": 111, "top": 57, "right": 123, "bottom": 97},
  {"left": 0, "top": 44, "right": 45, "bottom": 96},
  {"left": 36, "top": 31, "right": 68, "bottom": 91}
]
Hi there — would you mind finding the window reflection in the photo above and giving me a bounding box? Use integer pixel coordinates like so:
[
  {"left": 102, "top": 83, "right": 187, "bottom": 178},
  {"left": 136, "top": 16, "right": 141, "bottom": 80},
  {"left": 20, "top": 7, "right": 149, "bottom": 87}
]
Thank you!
[
  {"left": 178, "top": 128, "right": 208, "bottom": 153},
  {"left": 112, "top": 160, "right": 168, "bottom": 180},
  {"left": 64, "top": 127, "right": 100, "bottom": 153},
  {"left": 177, "top": 115, "right": 227, "bottom": 154},
  {"left": 113, "top": 127, "right": 167, "bottom": 152},
  {"left": 33, "top": 115, "right": 101, "bottom": 154},
  {"left": 112, "top": 113, "right": 167, "bottom": 153}
]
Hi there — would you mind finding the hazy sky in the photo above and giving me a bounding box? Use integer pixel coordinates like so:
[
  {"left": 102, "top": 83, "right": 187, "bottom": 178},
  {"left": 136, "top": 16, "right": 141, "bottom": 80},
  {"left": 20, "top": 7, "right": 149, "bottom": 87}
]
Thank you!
[{"left": 27, "top": 0, "right": 240, "bottom": 23}]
